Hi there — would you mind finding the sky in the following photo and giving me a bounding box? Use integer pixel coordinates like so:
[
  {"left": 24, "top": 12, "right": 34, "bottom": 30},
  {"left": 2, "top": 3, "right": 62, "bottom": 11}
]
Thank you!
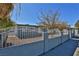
[{"left": 11, "top": 3, "right": 79, "bottom": 26}]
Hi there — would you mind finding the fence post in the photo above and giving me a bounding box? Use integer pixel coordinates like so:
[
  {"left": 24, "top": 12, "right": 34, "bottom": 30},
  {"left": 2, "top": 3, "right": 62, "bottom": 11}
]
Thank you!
[
  {"left": 1, "top": 32, "right": 4, "bottom": 48},
  {"left": 60, "top": 31, "right": 63, "bottom": 44},
  {"left": 42, "top": 29, "right": 48, "bottom": 54},
  {"left": 1, "top": 32, "right": 7, "bottom": 48},
  {"left": 68, "top": 28, "right": 73, "bottom": 39},
  {"left": 0, "top": 33, "right": 2, "bottom": 48},
  {"left": 68, "top": 28, "right": 71, "bottom": 39}
]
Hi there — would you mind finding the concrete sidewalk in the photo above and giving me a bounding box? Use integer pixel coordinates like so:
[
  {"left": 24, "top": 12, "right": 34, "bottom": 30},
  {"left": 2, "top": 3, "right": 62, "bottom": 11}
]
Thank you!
[
  {"left": 0, "top": 37, "right": 77, "bottom": 56},
  {"left": 42, "top": 40, "right": 78, "bottom": 56}
]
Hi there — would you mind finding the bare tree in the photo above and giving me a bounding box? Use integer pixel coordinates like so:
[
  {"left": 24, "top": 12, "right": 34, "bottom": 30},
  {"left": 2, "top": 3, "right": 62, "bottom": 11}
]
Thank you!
[
  {"left": 37, "top": 10, "right": 60, "bottom": 35},
  {"left": 37, "top": 10, "right": 69, "bottom": 44},
  {"left": 56, "top": 21, "right": 69, "bottom": 43}
]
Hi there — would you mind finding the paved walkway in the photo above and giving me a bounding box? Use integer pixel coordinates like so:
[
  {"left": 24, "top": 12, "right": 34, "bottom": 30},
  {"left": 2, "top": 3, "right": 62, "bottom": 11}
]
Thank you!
[
  {"left": 0, "top": 39, "right": 77, "bottom": 56},
  {"left": 42, "top": 40, "right": 78, "bottom": 56}
]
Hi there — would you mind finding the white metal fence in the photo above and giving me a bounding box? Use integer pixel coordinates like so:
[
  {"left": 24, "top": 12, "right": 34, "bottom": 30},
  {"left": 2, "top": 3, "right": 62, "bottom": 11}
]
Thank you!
[
  {"left": 0, "top": 27, "right": 70, "bottom": 49},
  {"left": 0, "top": 27, "right": 72, "bottom": 56}
]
